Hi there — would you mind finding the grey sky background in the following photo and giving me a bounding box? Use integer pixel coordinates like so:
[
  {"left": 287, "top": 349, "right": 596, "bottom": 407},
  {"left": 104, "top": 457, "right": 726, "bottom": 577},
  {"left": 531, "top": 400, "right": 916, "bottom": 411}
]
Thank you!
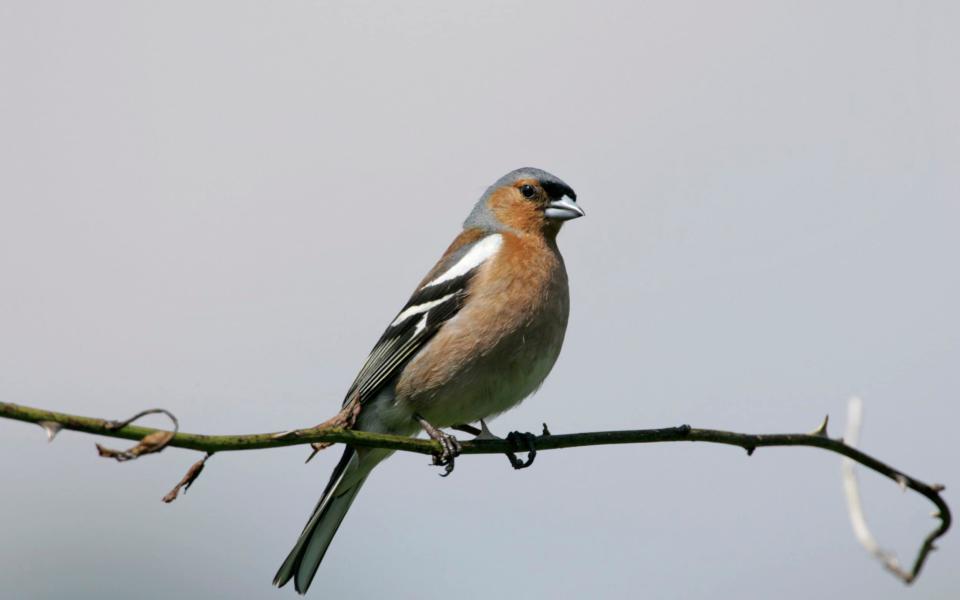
[{"left": 1, "top": 1, "right": 958, "bottom": 598}]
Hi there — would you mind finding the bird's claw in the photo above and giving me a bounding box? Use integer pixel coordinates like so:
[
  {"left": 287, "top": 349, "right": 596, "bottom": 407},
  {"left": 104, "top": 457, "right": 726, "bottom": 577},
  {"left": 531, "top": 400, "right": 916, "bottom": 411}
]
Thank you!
[
  {"left": 505, "top": 431, "right": 537, "bottom": 469},
  {"left": 416, "top": 414, "right": 462, "bottom": 477},
  {"left": 432, "top": 431, "right": 462, "bottom": 477},
  {"left": 448, "top": 420, "right": 541, "bottom": 470}
]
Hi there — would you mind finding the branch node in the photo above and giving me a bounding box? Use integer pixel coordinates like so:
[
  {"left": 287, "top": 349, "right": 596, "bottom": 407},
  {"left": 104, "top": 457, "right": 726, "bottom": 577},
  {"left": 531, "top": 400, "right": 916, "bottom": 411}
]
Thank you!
[{"left": 744, "top": 445, "right": 756, "bottom": 456}]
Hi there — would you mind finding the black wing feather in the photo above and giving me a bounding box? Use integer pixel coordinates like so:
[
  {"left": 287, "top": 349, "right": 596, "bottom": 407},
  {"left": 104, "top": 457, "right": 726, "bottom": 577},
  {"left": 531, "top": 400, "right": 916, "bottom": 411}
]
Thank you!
[{"left": 343, "top": 270, "right": 475, "bottom": 407}]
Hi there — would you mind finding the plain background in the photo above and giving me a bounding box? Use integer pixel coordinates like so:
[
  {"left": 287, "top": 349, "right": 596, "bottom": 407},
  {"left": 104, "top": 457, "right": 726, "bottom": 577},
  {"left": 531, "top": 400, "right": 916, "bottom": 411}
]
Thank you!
[{"left": 1, "top": 1, "right": 957, "bottom": 599}]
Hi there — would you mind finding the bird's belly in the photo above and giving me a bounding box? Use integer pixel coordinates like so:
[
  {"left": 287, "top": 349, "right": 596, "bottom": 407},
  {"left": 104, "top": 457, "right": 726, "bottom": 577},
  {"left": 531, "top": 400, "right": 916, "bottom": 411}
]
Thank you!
[{"left": 404, "top": 324, "right": 564, "bottom": 428}]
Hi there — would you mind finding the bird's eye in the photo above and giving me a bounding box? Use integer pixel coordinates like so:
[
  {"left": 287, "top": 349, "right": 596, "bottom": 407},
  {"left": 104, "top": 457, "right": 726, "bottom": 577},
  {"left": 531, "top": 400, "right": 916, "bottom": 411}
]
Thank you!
[{"left": 520, "top": 184, "right": 536, "bottom": 199}]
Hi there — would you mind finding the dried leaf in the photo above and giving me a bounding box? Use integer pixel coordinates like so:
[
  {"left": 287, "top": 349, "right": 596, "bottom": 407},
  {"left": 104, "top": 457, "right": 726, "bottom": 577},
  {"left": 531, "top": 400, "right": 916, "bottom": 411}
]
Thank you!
[
  {"left": 162, "top": 455, "right": 210, "bottom": 503},
  {"left": 305, "top": 397, "right": 361, "bottom": 463},
  {"left": 96, "top": 430, "right": 175, "bottom": 462},
  {"left": 137, "top": 430, "right": 175, "bottom": 454}
]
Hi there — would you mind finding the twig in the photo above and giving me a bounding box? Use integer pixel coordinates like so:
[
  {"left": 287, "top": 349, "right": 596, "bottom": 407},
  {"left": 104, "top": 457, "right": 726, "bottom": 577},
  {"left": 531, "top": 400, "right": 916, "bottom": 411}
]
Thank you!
[
  {"left": 0, "top": 400, "right": 951, "bottom": 583},
  {"left": 841, "top": 397, "right": 937, "bottom": 583}
]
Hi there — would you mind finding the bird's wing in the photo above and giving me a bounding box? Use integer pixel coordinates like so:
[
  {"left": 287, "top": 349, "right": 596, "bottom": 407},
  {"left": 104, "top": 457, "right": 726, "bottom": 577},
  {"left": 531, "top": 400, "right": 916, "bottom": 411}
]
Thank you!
[{"left": 343, "top": 232, "right": 500, "bottom": 406}]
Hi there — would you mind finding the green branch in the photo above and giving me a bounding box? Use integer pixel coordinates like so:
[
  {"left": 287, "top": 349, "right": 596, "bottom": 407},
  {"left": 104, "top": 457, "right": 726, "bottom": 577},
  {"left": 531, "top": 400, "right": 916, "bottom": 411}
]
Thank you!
[{"left": 0, "top": 400, "right": 951, "bottom": 584}]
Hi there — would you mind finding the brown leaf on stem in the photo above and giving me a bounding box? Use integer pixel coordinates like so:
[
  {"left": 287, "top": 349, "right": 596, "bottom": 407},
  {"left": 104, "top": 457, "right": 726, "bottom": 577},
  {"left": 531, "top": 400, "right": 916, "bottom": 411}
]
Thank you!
[
  {"left": 162, "top": 454, "right": 211, "bottom": 503},
  {"left": 94, "top": 408, "right": 179, "bottom": 462},
  {"left": 306, "top": 396, "right": 362, "bottom": 463},
  {"left": 96, "top": 430, "right": 175, "bottom": 462}
]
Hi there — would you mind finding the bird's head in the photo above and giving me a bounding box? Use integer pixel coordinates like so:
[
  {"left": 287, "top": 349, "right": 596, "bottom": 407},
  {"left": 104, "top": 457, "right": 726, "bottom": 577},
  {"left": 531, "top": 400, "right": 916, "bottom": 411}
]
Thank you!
[{"left": 465, "top": 168, "right": 584, "bottom": 237}]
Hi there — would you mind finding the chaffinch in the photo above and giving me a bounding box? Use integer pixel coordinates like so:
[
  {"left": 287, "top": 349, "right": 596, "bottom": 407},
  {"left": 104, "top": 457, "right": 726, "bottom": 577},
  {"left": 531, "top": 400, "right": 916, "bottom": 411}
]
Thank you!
[{"left": 274, "top": 167, "right": 584, "bottom": 593}]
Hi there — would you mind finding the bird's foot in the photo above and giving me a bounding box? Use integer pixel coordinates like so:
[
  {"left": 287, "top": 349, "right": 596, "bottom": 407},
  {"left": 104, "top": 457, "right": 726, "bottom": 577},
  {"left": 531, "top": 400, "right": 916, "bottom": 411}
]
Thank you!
[
  {"left": 505, "top": 430, "right": 538, "bottom": 469},
  {"left": 451, "top": 419, "right": 545, "bottom": 470},
  {"left": 416, "top": 414, "right": 462, "bottom": 477}
]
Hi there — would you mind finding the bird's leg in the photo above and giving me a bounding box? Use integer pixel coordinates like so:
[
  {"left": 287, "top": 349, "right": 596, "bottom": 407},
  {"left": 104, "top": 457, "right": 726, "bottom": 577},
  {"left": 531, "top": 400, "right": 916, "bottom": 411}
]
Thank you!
[
  {"left": 452, "top": 419, "right": 501, "bottom": 440},
  {"left": 415, "top": 414, "right": 461, "bottom": 477},
  {"left": 451, "top": 423, "right": 481, "bottom": 436}
]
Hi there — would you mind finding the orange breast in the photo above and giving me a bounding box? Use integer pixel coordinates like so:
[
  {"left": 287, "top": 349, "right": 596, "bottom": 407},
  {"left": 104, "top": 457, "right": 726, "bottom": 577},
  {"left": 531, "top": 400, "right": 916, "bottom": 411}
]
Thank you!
[{"left": 395, "top": 232, "right": 570, "bottom": 425}]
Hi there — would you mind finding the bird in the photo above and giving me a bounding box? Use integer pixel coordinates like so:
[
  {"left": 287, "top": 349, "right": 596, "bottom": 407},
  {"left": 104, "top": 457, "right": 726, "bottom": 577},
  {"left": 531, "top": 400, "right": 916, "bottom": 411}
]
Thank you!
[{"left": 273, "top": 167, "right": 584, "bottom": 594}]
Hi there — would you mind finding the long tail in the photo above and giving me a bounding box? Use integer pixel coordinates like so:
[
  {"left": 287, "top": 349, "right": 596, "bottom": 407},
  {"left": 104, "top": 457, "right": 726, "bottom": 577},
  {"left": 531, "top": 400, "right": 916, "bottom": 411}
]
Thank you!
[{"left": 273, "top": 447, "right": 369, "bottom": 594}]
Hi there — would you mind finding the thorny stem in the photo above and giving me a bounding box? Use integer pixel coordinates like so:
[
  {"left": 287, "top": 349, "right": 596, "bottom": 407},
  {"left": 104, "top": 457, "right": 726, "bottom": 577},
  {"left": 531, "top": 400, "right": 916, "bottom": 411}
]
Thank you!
[{"left": 0, "top": 400, "right": 950, "bottom": 584}]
